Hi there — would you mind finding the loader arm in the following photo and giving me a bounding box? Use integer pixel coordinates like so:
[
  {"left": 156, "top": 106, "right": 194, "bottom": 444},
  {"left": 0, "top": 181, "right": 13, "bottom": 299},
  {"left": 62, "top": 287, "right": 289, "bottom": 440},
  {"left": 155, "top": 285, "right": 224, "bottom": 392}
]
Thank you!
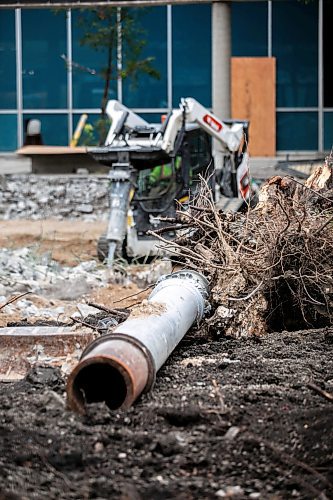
[
  {"left": 160, "top": 97, "right": 250, "bottom": 200},
  {"left": 105, "top": 100, "right": 149, "bottom": 146},
  {"left": 161, "top": 97, "right": 245, "bottom": 155},
  {"left": 183, "top": 98, "right": 244, "bottom": 152}
]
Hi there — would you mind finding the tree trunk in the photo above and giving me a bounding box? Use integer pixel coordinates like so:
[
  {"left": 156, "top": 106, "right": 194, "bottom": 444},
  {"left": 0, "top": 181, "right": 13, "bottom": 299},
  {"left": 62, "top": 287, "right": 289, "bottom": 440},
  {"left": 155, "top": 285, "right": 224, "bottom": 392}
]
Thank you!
[{"left": 101, "top": 39, "right": 113, "bottom": 117}]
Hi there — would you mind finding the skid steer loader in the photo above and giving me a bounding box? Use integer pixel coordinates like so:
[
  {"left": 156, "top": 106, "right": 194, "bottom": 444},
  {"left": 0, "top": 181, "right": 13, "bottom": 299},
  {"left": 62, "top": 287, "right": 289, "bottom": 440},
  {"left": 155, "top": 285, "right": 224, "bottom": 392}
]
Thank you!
[{"left": 88, "top": 97, "right": 251, "bottom": 266}]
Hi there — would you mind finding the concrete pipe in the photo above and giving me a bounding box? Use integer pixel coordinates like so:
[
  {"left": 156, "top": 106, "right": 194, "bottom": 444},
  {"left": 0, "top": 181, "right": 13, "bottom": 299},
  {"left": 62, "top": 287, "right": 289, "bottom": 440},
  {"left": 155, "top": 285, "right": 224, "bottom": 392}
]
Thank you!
[{"left": 67, "top": 270, "right": 210, "bottom": 413}]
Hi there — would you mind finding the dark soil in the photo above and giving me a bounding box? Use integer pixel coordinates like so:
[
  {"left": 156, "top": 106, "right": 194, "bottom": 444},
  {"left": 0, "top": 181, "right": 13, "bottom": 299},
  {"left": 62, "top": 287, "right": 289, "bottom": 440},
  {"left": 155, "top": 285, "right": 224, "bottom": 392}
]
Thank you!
[{"left": 0, "top": 328, "right": 332, "bottom": 500}]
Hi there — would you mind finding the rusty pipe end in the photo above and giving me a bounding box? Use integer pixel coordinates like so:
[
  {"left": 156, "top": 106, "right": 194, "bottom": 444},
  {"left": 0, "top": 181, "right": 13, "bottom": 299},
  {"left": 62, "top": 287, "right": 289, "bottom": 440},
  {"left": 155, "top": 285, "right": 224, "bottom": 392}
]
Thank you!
[{"left": 66, "top": 338, "right": 151, "bottom": 413}]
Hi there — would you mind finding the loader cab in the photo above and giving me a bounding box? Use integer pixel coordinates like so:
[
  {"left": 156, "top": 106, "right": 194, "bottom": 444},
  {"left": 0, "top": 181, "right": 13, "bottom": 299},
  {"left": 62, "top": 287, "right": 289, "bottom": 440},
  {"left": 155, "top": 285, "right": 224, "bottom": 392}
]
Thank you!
[
  {"left": 187, "top": 125, "right": 213, "bottom": 174},
  {"left": 135, "top": 125, "right": 214, "bottom": 207},
  {"left": 131, "top": 125, "right": 214, "bottom": 242}
]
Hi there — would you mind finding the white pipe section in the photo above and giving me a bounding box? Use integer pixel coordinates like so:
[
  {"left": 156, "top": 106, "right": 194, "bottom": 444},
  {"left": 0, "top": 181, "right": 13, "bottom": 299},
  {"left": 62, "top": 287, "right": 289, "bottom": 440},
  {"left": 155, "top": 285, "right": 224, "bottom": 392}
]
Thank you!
[
  {"left": 115, "top": 270, "right": 209, "bottom": 374},
  {"left": 67, "top": 270, "right": 210, "bottom": 412}
]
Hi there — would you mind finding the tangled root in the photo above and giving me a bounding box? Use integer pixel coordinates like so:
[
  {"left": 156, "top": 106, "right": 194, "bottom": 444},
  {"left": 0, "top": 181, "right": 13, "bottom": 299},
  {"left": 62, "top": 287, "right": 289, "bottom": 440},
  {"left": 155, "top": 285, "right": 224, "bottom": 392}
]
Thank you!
[{"left": 154, "top": 159, "right": 333, "bottom": 337}]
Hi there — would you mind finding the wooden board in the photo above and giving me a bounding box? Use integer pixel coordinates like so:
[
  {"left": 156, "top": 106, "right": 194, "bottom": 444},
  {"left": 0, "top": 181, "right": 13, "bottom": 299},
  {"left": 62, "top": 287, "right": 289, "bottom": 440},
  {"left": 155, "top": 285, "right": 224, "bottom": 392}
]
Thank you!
[
  {"left": 17, "top": 145, "right": 87, "bottom": 155},
  {"left": 231, "top": 57, "right": 276, "bottom": 157}
]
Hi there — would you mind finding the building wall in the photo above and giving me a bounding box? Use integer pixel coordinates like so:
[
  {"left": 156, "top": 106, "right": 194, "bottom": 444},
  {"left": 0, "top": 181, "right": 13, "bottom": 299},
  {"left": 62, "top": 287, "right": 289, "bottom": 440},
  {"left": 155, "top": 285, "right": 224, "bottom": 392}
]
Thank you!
[
  {"left": 232, "top": 0, "right": 330, "bottom": 153},
  {"left": 0, "top": 1, "right": 330, "bottom": 153},
  {"left": 0, "top": 5, "right": 211, "bottom": 150}
]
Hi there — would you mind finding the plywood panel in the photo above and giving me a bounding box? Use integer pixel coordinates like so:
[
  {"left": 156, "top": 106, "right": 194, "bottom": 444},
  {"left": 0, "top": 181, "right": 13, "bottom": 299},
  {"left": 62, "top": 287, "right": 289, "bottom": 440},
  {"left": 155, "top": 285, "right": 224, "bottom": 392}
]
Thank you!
[
  {"left": 231, "top": 57, "right": 276, "bottom": 157},
  {"left": 17, "top": 146, "right": 86, "bottom": 155}
]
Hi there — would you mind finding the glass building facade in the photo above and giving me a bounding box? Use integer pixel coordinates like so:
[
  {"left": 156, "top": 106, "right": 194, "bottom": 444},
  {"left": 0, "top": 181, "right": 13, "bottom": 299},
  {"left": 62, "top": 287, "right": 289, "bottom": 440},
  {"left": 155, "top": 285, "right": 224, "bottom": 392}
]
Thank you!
[{"left": 0, "top": 1, "right": 330, "bottom": 153}]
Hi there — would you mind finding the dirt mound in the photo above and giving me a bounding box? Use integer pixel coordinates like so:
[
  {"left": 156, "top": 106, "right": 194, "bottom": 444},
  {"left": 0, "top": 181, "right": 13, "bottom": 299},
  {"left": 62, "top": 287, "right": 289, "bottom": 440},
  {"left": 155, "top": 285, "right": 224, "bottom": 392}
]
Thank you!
[
  {"left": 0, "top": 219, "right": 107, "bottom": 266},
  {"left": 0, "top": 327, "right": 332, "bottom": 499}
]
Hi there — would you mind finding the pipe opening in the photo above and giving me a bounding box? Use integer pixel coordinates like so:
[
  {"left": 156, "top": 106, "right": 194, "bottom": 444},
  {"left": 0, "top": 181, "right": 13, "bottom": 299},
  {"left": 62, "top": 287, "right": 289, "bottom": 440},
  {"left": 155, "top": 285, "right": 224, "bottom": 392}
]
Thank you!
[{"left": 71, "top": 362, "right": 128, "bottom": 410}]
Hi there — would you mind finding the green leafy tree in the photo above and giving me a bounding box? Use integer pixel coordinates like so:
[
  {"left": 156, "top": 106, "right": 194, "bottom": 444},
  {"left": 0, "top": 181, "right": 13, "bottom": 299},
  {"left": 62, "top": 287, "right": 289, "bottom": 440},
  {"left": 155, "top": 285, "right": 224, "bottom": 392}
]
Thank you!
[{"left": 77, "top": 7, "right": 159, "bottom": 120}]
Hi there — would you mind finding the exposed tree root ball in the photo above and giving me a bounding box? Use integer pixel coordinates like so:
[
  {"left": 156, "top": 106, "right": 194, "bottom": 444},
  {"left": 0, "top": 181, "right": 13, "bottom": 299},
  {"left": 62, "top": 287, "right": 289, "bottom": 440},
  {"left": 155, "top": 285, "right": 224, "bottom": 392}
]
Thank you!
[{"left": 154, "top": 159, "right": 333, "bottom": 337}]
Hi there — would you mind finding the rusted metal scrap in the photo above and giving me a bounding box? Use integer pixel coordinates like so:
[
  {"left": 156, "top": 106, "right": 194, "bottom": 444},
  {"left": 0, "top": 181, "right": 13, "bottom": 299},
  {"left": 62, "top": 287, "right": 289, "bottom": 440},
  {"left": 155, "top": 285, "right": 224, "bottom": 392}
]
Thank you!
[
  {"left": 0, "top": 326, "right": 95, "bottom": 381},
  {"left": 67, "top": 270, "right": 210, "bottom": 413}
]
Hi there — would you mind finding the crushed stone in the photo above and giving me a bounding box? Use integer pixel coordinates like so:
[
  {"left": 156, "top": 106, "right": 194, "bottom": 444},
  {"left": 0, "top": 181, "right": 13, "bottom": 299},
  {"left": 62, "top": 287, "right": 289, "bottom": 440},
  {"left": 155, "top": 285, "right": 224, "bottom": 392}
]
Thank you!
[{"left": 0, "top": 174, "right": 110, "bottom": 221}]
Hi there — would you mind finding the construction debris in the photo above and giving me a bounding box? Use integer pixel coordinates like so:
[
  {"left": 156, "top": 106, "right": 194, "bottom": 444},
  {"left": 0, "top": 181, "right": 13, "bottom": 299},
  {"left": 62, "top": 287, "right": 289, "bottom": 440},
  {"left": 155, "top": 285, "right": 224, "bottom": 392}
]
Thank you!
[
  {"left": 0, "top": 174, "right": 110, "bottom": 220},
  {"left": 0, "top": 247, "right": 106, "bottom": 298},
  {"left": 0, "top": 245, "right": 171, "bottom": 303},
  {"left": 0, "top": 243, "right": 176, "bottom": 385},
  {"left": 0, "top": 326, "right": 94, "bottom": 381}
]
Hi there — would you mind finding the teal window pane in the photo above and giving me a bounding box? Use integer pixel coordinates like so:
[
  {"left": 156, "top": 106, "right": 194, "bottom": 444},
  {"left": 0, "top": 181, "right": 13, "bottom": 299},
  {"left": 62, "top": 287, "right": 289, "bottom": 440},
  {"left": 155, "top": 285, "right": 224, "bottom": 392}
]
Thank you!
[
  {"left": 324, "top": 113, "right": 333, "bottom": 151},
  {"left": 0, "top": 10, "right": 16, "bottom": 109},
  {"left": 73, "top": 113, "right": 110, "bottom": 146},
  {"left": 24, "top": 114, "right": 68, "bottom": 146},
  {"left": 122, "top": 7, "right": 167, "bottom": 109},
  {"left": 324, "top": 2, "right": 333, "bottom": 107},
  {"left": 172, "top": 5, "right": 211, "bottom": 107},
  {"left": 273, "top": 1, "right": 318, "bottom": 107},
  {"left": 231, "top": 2, "right": 268, "bottom": 56},
  {"left": 0, "top": 115, "right": 17, "bottom": 151},
  {"left": 277, "top": 112, "right": 318, "bottom": 151},
  {"left": 22, "top": 10, "right": 67, "bottom": 109},
  {"left": 72, "top": 10, "right": 117, "bottom": 110},
  {"left": 138, "top": 113, "right": 163, "bottom": 123}
]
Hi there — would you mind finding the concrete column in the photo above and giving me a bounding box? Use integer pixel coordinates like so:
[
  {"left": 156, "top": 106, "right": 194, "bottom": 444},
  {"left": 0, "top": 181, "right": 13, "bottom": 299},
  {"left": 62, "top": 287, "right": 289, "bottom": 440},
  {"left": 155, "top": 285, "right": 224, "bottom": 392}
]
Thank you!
[{"left": 212, "top": 1, "right": 231, "bottom": 170}]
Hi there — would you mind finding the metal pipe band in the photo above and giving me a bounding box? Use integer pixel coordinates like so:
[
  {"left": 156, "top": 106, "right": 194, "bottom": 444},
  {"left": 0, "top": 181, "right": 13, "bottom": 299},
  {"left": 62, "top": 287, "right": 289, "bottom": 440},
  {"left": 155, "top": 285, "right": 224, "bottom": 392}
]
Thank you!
[
  {"left": 67, "top": 270, "right": 210, "bottom": 413},
  {"left": 67, "top": 338, "right": 150, "bottom": 413},
  {"left": 152, "top": 269, "right": 210, "bottom": 320}
]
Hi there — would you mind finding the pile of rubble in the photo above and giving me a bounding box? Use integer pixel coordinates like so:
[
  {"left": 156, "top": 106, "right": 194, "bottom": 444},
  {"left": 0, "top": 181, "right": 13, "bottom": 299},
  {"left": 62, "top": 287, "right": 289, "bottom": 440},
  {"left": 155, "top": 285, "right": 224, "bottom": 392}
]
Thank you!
[
  {"left": 0, "top": 246, "right": 108, "bottom": 323},
  {"left": 0, "top": 244, "right": 172, "bottom": 324},
  {"left": 0, "top": 174, "right": 110, "bottom": 220},
  {"left": 0, "top": 247, "right": 107, "bottom": 298}
]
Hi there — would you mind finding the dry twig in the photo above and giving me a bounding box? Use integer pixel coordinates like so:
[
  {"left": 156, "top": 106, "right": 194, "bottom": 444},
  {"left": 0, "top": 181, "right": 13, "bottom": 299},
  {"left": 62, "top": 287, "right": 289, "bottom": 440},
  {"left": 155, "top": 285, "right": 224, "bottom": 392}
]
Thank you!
[
  {"left": 307, "top": 382, "right": 333, "bottom": 402},
  {"left": 70, "top": 316, "right": 98, "bottom": 331},
  {"left": 113, "top": 284, "right": 154, "bottom": 304},
  {"left": 86, "top": 301, "right": 129, "bottom": 319},
  {"left": 0, "top": 291, "right": 32, "bottom": 311}
]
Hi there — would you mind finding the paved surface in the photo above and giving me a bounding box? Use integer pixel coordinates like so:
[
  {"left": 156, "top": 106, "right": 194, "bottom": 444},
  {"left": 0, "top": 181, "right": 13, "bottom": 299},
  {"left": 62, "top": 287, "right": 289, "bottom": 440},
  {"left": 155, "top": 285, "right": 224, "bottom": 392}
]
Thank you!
[
  {"left": 0, "top": 154, "right": 31, "bottom": 174},
  {"left": 249, "top": 155, "right": 326, "bottom": 180},
  {"left": 249, "top": 156, "right": 281, "bottom": 180}
]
